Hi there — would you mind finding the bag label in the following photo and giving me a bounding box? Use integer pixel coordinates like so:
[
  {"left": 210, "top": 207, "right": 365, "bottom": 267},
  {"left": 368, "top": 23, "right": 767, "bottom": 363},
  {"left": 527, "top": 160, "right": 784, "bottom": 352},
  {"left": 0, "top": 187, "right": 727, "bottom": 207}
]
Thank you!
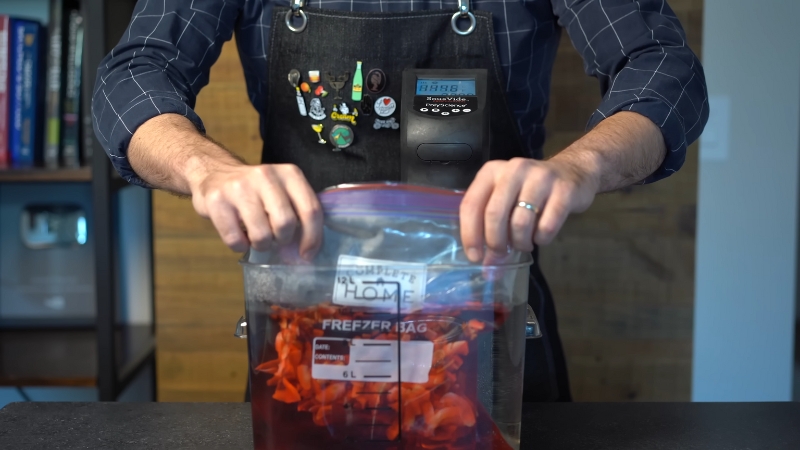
[
  {"left": 311, "top": 337, "right": 434, "bottom": 383},
  {"left": 332, "top": 255, "right": 427, "bottom": 311}
]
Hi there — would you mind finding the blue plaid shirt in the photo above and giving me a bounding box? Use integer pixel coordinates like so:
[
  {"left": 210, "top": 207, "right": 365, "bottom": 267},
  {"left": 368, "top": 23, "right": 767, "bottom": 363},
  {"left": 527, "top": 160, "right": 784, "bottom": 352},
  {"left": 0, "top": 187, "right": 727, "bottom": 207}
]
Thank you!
[{"left": 93, "top": 0, "right": 708, "bottom": 187}]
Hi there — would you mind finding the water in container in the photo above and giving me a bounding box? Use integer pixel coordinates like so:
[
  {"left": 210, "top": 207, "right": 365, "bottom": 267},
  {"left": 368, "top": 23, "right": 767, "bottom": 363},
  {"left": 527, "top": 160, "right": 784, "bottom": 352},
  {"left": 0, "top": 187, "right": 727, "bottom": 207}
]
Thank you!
[{"left": 236, "top": 183, "right": 539, "bottom": 449}]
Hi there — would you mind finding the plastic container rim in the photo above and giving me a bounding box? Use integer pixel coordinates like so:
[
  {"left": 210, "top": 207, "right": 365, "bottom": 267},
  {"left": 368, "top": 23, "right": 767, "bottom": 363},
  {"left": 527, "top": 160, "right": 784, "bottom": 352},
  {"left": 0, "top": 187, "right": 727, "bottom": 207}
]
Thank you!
[{"left": 239, "top": 252, "right": 534, "bottom": 270}]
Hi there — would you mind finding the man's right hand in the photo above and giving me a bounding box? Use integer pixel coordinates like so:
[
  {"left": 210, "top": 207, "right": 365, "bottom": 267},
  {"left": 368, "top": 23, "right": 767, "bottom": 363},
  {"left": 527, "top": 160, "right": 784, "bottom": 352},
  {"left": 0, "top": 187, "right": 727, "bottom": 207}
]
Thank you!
[
  {"left": 188, "top": 163, "right": 324, "bottom": 259},
  {"left": 128, "top": 114, "right": 323, "bottom": 259}
]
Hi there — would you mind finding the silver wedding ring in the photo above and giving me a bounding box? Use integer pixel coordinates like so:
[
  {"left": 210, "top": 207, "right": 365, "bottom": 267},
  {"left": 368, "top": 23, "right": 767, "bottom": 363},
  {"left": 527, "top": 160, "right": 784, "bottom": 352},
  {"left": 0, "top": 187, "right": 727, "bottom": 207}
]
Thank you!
[{"left": 517, "top": 201, "right": 539, "bottom": 214}]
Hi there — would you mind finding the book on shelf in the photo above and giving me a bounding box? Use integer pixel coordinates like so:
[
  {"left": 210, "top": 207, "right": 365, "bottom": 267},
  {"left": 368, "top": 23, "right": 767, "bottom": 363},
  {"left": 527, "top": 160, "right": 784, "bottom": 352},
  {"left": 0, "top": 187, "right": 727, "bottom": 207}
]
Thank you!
[
  {"left": 44, "top": 0, "right": 68, "bottom": 169},
  {"left": 61, "top": 9, "right": 83, "bottom": 169},
  {"left": 0, "top": 1, "right": 88, "bottom": 173},
  {"left": 8, "top": 18, "right": 45, "bottom": 169},
  {"left": 0, "top": 15, "right": 10, "bottom": 169}
]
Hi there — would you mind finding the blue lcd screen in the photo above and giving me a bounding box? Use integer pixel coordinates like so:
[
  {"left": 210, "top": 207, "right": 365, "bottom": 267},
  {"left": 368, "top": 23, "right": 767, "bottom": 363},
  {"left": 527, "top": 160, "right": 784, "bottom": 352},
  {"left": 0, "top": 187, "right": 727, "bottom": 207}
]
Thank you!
[{"left": 416, "top": 78, "right": 476, "bottom": 96}]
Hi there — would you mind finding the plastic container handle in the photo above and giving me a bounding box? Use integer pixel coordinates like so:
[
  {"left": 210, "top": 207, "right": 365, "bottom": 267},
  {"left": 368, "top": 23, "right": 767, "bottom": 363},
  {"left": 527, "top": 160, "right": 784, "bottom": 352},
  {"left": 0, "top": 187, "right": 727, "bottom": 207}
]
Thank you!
[
  {"left": 234, "top": 316, "right": 247, "bottom": 339},
  {"left": 526, "top": 304, "right": 542, "bottom": 339}
]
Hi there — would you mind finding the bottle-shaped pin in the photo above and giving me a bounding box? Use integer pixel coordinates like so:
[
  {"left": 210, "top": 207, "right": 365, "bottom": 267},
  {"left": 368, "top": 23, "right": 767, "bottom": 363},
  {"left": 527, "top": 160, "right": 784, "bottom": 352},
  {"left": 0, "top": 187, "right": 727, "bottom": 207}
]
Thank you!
[
  {"left": 296, "top": 87, "right": 308, "bottom": 116},
  {"left": 351, "top": 61, "right": 363, "bottom": 102},
  {"left": 288, "top": 69, "right": 307, "bottom": 116}
]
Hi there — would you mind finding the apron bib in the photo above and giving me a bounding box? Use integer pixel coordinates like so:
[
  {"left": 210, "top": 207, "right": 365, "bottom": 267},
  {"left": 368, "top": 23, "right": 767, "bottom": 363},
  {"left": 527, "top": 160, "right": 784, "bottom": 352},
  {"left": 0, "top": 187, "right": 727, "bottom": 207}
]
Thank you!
[{"left": 260, "top": 4, "right": 570, "bottom": 403}]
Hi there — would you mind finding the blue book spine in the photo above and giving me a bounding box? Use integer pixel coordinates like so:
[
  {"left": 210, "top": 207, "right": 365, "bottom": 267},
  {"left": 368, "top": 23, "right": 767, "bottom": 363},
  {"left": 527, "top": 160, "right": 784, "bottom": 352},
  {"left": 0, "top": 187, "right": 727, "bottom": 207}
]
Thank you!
[{"left": 9, "top": 19, "right": 42, "bottom": 168}]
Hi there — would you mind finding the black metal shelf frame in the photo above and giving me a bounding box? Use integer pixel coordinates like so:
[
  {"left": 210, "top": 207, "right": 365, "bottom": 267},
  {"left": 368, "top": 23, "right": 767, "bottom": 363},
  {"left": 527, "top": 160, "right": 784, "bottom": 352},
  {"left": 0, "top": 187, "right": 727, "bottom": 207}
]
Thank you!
[{"left": 83, "top": 0, "right": 156, "bottom": 401}]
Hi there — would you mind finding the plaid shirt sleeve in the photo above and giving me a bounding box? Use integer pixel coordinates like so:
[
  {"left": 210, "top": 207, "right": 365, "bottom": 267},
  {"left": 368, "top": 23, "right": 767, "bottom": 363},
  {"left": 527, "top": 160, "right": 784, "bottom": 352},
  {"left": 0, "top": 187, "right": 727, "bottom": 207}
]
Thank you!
[
  {"left": 551, "top": 0, "right": 709, "bottom": 183},
  {"left": 91, "top": 0, "right": 242, "bottom": 187}
]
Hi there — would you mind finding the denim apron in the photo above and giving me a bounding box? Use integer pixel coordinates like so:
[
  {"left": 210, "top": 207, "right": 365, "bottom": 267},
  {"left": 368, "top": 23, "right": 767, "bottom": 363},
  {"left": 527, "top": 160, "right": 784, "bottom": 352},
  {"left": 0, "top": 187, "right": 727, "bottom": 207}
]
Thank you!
[{"left": 256, "top": 2, "right": 571, "bottom": 404}]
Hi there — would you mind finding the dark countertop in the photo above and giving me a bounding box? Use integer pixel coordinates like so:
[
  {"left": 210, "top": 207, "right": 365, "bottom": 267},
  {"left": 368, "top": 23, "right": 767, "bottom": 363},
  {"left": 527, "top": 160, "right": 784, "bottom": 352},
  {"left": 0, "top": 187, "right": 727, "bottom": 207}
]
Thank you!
[{"left": 1, "top": 401, "right": 799, "bottom": 449}]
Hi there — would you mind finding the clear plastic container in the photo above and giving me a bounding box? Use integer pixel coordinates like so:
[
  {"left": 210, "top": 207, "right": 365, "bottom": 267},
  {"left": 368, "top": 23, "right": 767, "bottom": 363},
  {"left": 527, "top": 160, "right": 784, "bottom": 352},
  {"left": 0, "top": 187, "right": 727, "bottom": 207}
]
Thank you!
[{"left": 234, "top": 183, "right": 541, "bottom": 449}]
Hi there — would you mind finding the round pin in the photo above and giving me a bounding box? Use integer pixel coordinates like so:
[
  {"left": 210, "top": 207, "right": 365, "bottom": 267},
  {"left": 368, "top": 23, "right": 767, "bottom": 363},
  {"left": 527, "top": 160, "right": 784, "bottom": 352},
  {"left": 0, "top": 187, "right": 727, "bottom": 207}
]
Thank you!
[
  {"left": 374, "top": 96, "right": 397, "bottom": 117},
  {"left": 366, "top": 69, "right": 386, "bottom": 94},
  {"left": 329, "top": 124, "right": 354, "bottom": 150}
]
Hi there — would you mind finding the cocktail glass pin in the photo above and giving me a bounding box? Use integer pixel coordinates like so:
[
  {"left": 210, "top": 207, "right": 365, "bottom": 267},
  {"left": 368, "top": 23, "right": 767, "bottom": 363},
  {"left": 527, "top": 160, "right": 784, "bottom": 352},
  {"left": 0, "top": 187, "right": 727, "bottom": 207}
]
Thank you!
[{"left": 312, "top": 124, "right": 326, "bottom": 144}]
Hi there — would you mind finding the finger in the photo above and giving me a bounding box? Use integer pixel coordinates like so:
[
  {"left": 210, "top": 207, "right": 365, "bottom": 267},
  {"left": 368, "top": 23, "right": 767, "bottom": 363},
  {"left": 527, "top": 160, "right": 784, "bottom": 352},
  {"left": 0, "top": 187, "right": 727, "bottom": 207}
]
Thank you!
[
  {"left": 258, "top": 168, "right": 299, "bottom": 245},
  {"left": 279, "top": 166, "right": 324, "bottom": 260},
  {"left": 483, "top": 163, "right": 527, "bottom": 254},
  {"left": 460, "top": 163, "right": 499, "bottom": 262},
  {"left": 509, "top": 178, "right": 551, "bottom": 252},
  {"left": 206, "top": 196, "right": 250, "bottom": 252},
  {"left": 235, "top": 193, "right": 274, "bottom": 252},
  {"left": 533, "top": 184, "right": 572, "bottom": 246}
]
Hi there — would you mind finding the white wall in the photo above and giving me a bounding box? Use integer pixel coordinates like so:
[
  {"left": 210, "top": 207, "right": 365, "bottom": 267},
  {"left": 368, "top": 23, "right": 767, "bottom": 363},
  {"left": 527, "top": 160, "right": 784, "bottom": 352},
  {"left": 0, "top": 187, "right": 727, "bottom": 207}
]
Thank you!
[{"left": 693, "top": 0, "right": 800, "bottom": 401}]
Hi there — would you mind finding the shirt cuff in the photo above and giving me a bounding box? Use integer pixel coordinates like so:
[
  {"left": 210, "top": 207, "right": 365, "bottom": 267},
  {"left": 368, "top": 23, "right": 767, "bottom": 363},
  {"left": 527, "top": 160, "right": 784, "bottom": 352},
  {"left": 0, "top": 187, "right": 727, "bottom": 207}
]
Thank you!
[
  {"left": 105, "top": 96, "right": 206, "bottom": 188},
  {"left": 587, "top": 93, "right": 686, "bottom": 184}
]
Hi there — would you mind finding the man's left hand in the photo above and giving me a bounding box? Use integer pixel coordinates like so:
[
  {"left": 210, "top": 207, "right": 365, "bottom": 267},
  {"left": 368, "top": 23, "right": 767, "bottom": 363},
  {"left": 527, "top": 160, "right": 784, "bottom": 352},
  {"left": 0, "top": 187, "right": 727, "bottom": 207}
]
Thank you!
[{"left": 459, "top": 156, "right": 600, "bottom": 262}]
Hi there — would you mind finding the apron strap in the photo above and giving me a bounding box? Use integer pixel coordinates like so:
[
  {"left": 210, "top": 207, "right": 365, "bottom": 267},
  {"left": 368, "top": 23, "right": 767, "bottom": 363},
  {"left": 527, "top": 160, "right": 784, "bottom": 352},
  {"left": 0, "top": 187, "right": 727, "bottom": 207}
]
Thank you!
[{"left": 285, "top": 0, "right": 477, "bottom": 37}]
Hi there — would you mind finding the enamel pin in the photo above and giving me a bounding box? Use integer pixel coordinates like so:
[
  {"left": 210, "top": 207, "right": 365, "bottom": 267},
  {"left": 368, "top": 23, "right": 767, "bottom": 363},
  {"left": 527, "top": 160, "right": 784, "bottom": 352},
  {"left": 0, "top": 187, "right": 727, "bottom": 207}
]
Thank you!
[
  {"left": 288, "top": 69, "right": 307, "bottom": 116},
  {"left": 366, "top": 69, "right": 386, "bottom": 94},
  {"left": 373, "top": 96, "right": 396, "bottom": 117},
  {"left": 329, "top": 124, "right": 354, "bottom": 150},
  {"left": 308, "top": 98, "right": 326, "bottom": 120},
  {"left": 312, "top": 124, "right": 326, "bottom": 144},
  {"left": 373, "top": 117, "right": 399, "bottom": 130},
  {"left": 331, "top": 103, "right": 358, "bottom": 125},
  {"left": 360, "top": 94, "right": 373, "bottom": 116},
  {"left": 326, "top": 71, "right": 350, "bottom": 100}
]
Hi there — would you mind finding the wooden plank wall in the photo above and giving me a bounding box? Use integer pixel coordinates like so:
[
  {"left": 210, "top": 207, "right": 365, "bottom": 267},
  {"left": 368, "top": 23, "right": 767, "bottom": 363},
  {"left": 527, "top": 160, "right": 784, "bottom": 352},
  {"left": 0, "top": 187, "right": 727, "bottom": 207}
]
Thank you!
[
  {"left": 541, "top": 0, "right": 703, "bottom": 401},
  {"left": 153, "top": 48, "right": 260, "bottom": 402},
  {"left": 154, "top": 0, "right": 704, "bottom": 402}
]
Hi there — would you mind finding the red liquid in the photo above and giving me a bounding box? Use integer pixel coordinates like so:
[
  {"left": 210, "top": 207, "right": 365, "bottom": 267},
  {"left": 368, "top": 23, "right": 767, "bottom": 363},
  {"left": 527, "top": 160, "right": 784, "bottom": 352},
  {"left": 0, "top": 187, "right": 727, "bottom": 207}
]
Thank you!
[{"left": 248, "top": 304, "right": 515, "bottom": 450}]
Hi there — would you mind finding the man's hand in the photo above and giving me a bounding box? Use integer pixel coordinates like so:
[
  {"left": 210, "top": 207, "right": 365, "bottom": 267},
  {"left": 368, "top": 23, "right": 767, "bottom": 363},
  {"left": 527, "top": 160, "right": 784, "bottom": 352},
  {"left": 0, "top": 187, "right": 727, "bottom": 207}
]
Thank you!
[
  {"left": 460, "top": 157, "right": 599, "bottom": 261},
  {"left": 460, "top": 111, "right": 667, "bottom": 262},
  {"left": 188, "top": 163, "right": 323, "bottom": 258},
  {"left": 128, "top": 114, "right": 323, "bottom": 259}
]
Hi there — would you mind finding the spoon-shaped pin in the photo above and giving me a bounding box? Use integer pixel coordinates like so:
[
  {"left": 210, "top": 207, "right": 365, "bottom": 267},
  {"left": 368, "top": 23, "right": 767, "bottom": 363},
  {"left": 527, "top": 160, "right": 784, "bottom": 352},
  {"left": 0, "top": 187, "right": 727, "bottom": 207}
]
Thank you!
[{"left": 288, "top": 69, "right": 301, "bottom": 87}]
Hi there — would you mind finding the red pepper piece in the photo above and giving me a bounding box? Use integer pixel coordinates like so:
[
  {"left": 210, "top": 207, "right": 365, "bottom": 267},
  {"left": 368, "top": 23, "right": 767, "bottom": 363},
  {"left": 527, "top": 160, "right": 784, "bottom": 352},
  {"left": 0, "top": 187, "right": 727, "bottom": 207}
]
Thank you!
[
  {"left": 439, "top": 393, "right": 476, "bottom": 427},
  {"left": 272, "top": 378, "right": 301, "bottom": 403},
  {"left": 297, "top": 398, "right": 316, "bottom": 411},
  {"left": 296, "top": 364, "right": 312, "bottom": 392},
  {"left": 255, "top": 359, "right": 279, "bottom": 374},
  {"left": 387, "top": 418, "right": 400, "bottom": 441},
  {"left": 443, "top": 340, "right": 469, "bottom": 357},
  {"left": 315, "top": 382, "right": 346, "bottom": 404}
]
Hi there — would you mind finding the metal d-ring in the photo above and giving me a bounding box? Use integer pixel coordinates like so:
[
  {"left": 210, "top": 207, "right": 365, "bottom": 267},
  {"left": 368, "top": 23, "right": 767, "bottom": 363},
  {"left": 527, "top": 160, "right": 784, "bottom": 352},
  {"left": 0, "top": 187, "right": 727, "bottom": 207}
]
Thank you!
[
  {"left": 451, "top": 0, "right": 476, "bottom": 36},
  {"left": 451, "top": 11, "right": 476, "bottom": 36},
  {"left": 285, "top": 0, "right": 308, "bottom": 33}
]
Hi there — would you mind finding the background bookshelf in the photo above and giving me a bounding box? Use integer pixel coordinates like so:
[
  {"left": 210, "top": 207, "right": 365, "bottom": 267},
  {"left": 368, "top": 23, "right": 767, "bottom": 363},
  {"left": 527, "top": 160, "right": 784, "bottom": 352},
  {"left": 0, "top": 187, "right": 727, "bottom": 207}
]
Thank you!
[{"left": 0, "top": 0, "right": 154, "bottom": 404}]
